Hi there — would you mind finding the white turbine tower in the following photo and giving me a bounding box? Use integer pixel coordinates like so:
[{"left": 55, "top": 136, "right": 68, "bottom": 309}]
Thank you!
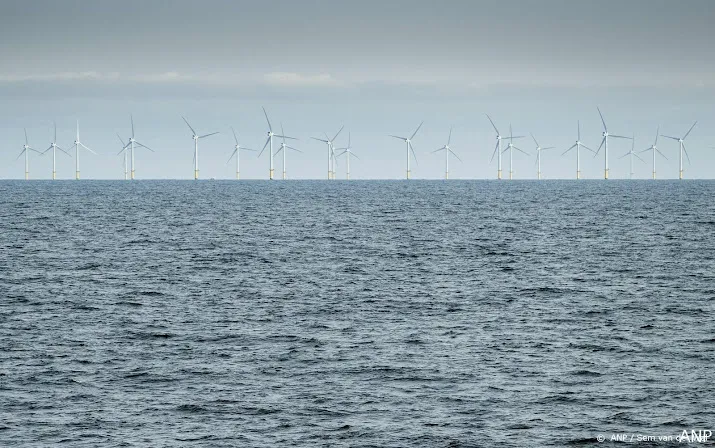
[
  {"left": 638, "top": 127, "right": 667, "bottom": 180},
  {"left": 335, "top": 132, "right": 359, "bottom": 180},
  {"left": 117, "top": 134, "right": 129, "bottom": 179},
  {"left": 432, "top": 127, "right": 462, "bottom": 179},
  {"left": 562, "top": 121, "right": 594, "bottom": 179},
  {"left": 227, "top": 127, "right": 255, "bottom": 180},
  {"left": 619, "top": 134, "right": 645, "bottom": 179},
  {"left": 530, "top": 133, "right": 554, "bottom": 180},
  {"left": 389, "top": 121, "right": 422, "bottom": 180},
  {"left": 500, "top": 125, "right": 527, "bottom": 180},
  {"left": 311, "top": 126, "right": 344, "bottom": 180},
  {"left": 182, "top": 116, "right": 218, "bottom": 180},
  {"left": 119, "top": 115, "right": 154, "bottom": 180},
  {"left": 16, "top": 129, "right": 41, "bottom": 180},
  {"left": 274, "top": 124, "right": 301, "bottom": 180},
  {"left": 258, "top": 107, "right": 294, "bottom": 180},
  {"left": 595, "top": 107, "right": 632, "bottom": 179},
  {"left": 487, "top": 115, "right": 516, "bottom": 180},
  {"left": 661, "top": 121, "right": 697, "bottom": 180},
  {"left": 41, "top": 122, "right": 71, "bottom": 179},
  {"left": 66, "top": 121, "right": 96, "bottom": 180}
]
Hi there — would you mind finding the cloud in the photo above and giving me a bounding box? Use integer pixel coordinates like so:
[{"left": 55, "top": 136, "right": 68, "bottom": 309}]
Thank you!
[{"left": 262, "top": 72, "right": 343, "bottom": 87}]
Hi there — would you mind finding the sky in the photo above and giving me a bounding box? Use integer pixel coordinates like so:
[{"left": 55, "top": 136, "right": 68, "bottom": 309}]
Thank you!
[{"left": 1, "top": 0, "right": 714, "bottom": 180}]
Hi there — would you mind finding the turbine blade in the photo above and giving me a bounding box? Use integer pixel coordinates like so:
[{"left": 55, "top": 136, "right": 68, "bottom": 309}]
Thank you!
[
  {"left": 449, "top": 149, "right": 462, "bottom": 163},
  {"left": 24, "top": 128, "right": 28, "bottom": 145},
  {"left": 226, "top": 149, "right": 237, "bottom": 164},
  {"left": 531, "top": 133, "right": 539, "bottom": 147},
  {"left": 135, "top": 141, "right": 155, "bottom": 152},
  {"left": 231, "top": 126, "right": 238, "bottom": 145},
  {"left": 16, "top": 149, "right": 26, "bottom": 160},
  {"left": 258, "top": 136, "right": 271, "bottom": 158},
  {"left": 609, "top": 134, "right": 632, "bottom": 139},
  {"left": 116, "top": 133, "right": 126, "bottom": 147},
  {"left": 654, "top": 126, "right": 659, "bottom": 146},
  {"left": 274, "top": 135, "right": 297, "bottom": 140},
  {"left": 581, "top": 144, "right": 596, "bottom": 153},
  {"left": 634, "top": 153, "right": 646, "bottom": 163},
  {"left": 683, "top": 121, "right": 697, "bottom": 139},
  {"left": 351, "top": 153, "right": 360, "bottom": 160},
  {"left": 331, "top": 125, "right": 344, "bottom": 143},
  {"left": 597, "top": 107, "right": 607, "bottom": 131},
  {"left": 54, "top": 121, "right": 57, "bottom": 143},
  {"left": 595, "top": 137, "right": 605, "bottom": 156},
  {"left": 490, "top": 141, "right": 500, "bottom": 163},
  {"left": 281, "top": 123, "right": 286, "bottom": 145},
  {"left": 562, "top": 144, "right": 577, "bottom": 155},
  {"left": 486, "top": 114, "right": 499, "bottom": 135},
  {"left": 311, "top": 137, "right": 329, "bottom": 143},
  {"left": 389, "top": 135, "right": 407, "bottom": 141},
  {"left": 81, "top": 143, "right": 97, "bottom": 155},
  {"left": 618, "top": 152, "right": 630, "bottom": 159},
  {"left": 514, "top": 146, "right": 529, "bottom": 156},
  {"left": 510, "top": 135, "right": 525, "bottom": 139},
  {"left": 410, "top": 121, "right": 423, "bottom": 140},
  {"left": 682, "top": 144, "right": 692, "bottom": 165},
  {"left": 198, "top": 132, "right": 219, "bottom": 139},
  {"left": 661, "top": 135, "right": 680, "bottom": 141},
  {"left": 447, "top": 127, "right": 453, "bottom": 145},
  {"left": 241, "top": 148, "right": 256, "bottom": 151},
  {"left": 656, "top": 148, "right": 668, "bottom": 160},
  {"left": 262, "top": 106, "right": 272, "bottom": 132},
  {"left": 577, "top": 120, "right": 581, "bottom": 141},
  {"left": 130, "top": 114, "right": 135, "bottom": 138},
  {"left": 182, "top": 116, "right": 196, "bottom": 135},
  {"left": 432, "top": 147, "right": 445, "bottom": 153},
  {"left": 287, "top": 146, "right": 302, "bottom": 153},
  {"left": 409, "top": 141, "right": 418, "bottom": 165},
  {"left": 57, "top": 146, "right": 72, "bottom": 157},
  {"left": 542, "top": 147, "right": 555, "bottom": 150}
]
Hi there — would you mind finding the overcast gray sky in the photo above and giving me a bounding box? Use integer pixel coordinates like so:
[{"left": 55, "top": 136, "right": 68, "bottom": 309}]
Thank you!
[{"left": 1, "top": 0, "right": 714, "bottom": 179}]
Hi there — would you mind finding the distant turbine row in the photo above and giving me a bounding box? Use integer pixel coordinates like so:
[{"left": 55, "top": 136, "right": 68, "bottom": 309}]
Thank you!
[{"left": 12, "top": 107, "right": 707, "bottom": 180}]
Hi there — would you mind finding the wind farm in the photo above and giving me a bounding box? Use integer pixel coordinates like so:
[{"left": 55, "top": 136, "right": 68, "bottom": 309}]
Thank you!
[{"left": 2, "top": 109, "right": 711, "bottom": 180}]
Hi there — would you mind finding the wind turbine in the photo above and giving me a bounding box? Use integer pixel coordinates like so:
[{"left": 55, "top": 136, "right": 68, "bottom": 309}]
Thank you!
[
  {"left": 119, "top": 115, "right": 154, "bottom": 180},
  {"left": 16, "top": 129, "right": 41, "bottom": 180},
  {"left": 619, "top": 133, "right": 645, "bottom": 179},
  {"left": 562, "top": 121, "right": 594, "bottom": 179},
  {"left": 182, "top": 116, "right": 218, "bottom": 180},
  {"left": 661, "top": 121, "right": 697, "bottom": 180},
  {"left": 595, "top": 107, "right": 632, "bottom": 179},
  {"left": 41, "top": 122, "right": 71, "bottom": 179},
  {"left": 66, "top": 121, "right": 96, "bottom": 180},
  {"left": 486, "top": 115, "right": 517, "bottom": 180},
  {"left": 335, "top": 132, "right": 359, "bottom": 180},
  {"left": 530, "top": 133, "right": 554, "bottom": 180},
  {"left": 117, "top": 134, "right": 129, "bottom": 179},
  {"left": 500, "top": 125, "right": 527, "bottom": 180},
  {"left": 258, "top": 107, "right": 295, "bottom": 180},
  {"left": 274, "top": 124, "right": 301, "bottom": 180},
  {"left": 639, "top": 128, "right": 667, "bottom": 179},
  {"left": 389, "top": 121, "right": 422, "bottom": 179},
  {"left": 311, "top": 126, "right": 344, "bottom": 180},
  {"left": 432, "top": 127, "right": 462, "bottom": 179},
  {"left": 227, "top": 127, "right": 255, "bottom": 180}
]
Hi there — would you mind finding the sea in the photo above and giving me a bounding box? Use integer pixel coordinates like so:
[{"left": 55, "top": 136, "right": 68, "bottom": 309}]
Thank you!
[{"left": 1, "top": 180, "right": 714, "bottom": 447}]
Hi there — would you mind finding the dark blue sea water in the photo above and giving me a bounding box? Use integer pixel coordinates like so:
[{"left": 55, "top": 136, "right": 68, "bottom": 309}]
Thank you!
[{"left": 1, "top": 180, "right": 714, "bottom": 447}]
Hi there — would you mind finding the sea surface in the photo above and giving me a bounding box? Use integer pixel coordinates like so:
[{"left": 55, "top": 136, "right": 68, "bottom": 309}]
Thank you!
[{"left": 1, "top": 180, "right": 714, "bottom": 447}]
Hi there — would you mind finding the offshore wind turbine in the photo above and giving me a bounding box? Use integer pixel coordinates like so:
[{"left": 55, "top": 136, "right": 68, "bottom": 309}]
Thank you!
[
  {"left": 258, "top": 107, "right": 295, "bottom": 180},
  {"left": 562, "top": 121, "right": 594, "bottom": 179},
  {"left": 530, "top": 133, "right": 554, "bottom": 180},
  {"left": 661, "top": 121, "right": 697, "bottom": 180},
  {"left": 595, "top": 107, "right": 632, "bottom": 179},
  {"left": 117, "top": 134, "right": 129, "bottom": 179},
  {"left": 487, "top": 115, "right": 516, "bottom": 180},
  {"left": 41, "top": 122, "right": 71, "bottom": 179},
  {"left": 500, "top": 125, "right": 527, "bottom": 180},
  {"left": 119, "top": 115, "right": 154, "bottom": 180},
  {"left": 274, "top": 124, "right": 301, "bottom": 180},
  {"left": 389, "top": 121, "right": 422, "bottom": 179},
  {"left": 432, "top": 127, "right": 462, "bottom": 179},
  {"left": 619, "top": 133, "right": 645, "bottom": 179},
  {"left": 335, "top": 132, "right": 359, "bottom": 180},
  {"left": 16, "top": 129, "right": 41, "bottom": 180},
  {"left": 311, "top": 126, "right": 344, "bottom": 180},
  {"left": 227, "top": 127, "right": 255, "bottom": 180},
  {"left": 182, "top": 117, "right": 218, "bottom": 180},
  {"left": 66, "top": 121, "right": 96, "bottom": 180},
  {"left": 638, "top": 127, "right": 667, "bottom": 179}
]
